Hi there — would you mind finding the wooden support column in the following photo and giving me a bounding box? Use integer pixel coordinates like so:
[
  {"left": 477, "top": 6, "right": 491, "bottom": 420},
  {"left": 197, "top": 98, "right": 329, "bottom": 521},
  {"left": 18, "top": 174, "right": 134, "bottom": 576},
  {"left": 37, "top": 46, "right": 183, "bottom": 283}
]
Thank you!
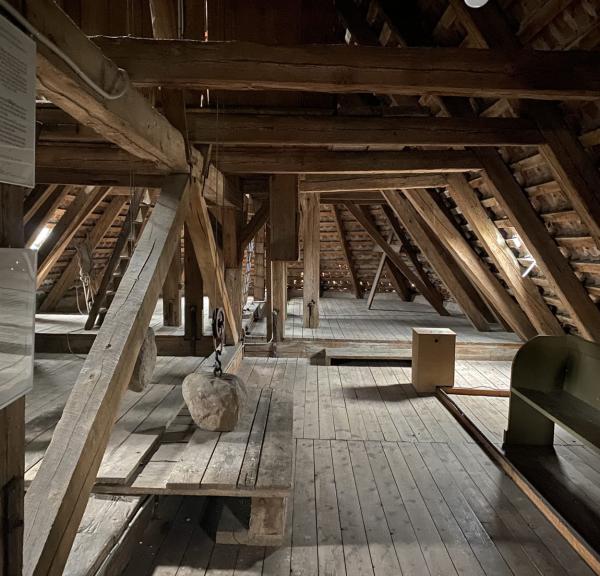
[
  {"left": 404, "top": 188, "right": 536, "bottom": 341},
  {"left": 253, "top": 225, "right": 266, "bottom": 301},
  {"left": 0, "top": 184, "right": 26, "bottom": 576},
  {"left": 446, "top": 174, "right": 563, "bottom": 336},
  {"left": 265, "top": 224, "right": 273, "bottom": 340},
  {"left": 24, "top": 174, "right": 190, "bottom": 576},
  {"left": 39, "top": 195, "right": 128, "bottom": 312},
  {"left": 223, "top": 198, "right": 243, "bottom": 344},
  {"left": 382, "top": 190, "right": 492, "bottom": 331},
  {"left": 162, "top": 235, "right": 182, "bottom": 326},
  {"left": 270, "top": 175, "right": 298, "bottom": 261},
  {"left": 332, "top": 205, "right": 361, "bottom": 298},
  {"left": 271, "top": 261, "right": 287, "bottom": 341},
  {"left": 184, "top": 224, "right": 203, "bottom": 350},
  {"left": 301, "top": 193, "right": 320, "bottom": 328},
  {"left": 150, "top": 0, "right": 188, "bottom": 330},
  {"left": 345, "top": 203, "right": 447, "bottom": 316}
]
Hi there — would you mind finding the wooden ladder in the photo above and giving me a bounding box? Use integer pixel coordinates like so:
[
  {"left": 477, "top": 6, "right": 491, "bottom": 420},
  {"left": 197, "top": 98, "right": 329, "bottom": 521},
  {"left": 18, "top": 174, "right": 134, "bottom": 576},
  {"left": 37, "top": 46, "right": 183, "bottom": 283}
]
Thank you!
[{"left": 84, "top": 191, "right": 147, "bottom": 330}]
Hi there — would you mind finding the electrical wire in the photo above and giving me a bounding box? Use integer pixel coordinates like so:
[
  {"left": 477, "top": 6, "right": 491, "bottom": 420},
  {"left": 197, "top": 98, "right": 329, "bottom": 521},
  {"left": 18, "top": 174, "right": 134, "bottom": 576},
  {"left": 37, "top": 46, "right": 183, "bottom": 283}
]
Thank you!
[{"left": 0, "top": 0, "right": 129, "bottom": 101}]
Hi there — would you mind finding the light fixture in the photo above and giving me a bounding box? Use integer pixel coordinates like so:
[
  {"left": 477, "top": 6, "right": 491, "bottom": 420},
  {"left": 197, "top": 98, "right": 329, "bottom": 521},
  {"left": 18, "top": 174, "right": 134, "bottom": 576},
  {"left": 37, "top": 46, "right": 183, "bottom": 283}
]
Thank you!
[{"left": 464, "top": 0, "right": 489, "bottom": 7}]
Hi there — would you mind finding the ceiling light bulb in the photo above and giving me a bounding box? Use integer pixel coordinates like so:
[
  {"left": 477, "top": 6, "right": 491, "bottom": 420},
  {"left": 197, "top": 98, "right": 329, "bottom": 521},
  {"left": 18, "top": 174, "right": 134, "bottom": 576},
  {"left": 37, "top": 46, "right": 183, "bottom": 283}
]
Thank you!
[{"left": 464, "top": 0, "right": 489, "bottom": 7}]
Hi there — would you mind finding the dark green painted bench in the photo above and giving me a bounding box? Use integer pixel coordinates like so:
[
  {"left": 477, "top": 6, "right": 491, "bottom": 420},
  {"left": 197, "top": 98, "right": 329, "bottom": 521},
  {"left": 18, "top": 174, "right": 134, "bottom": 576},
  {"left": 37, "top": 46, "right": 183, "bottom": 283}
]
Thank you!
[{"left": 504, "top": 335, "right": 600, "bottom": 448}]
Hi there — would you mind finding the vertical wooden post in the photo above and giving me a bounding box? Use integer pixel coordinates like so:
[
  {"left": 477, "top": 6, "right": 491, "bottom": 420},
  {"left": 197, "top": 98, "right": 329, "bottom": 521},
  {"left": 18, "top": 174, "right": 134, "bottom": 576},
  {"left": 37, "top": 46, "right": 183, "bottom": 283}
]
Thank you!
[
  {"left": 184, "top": 224, "right": 203, "bottom": 352},
  {"left": 301, "top": 193, "right": 320, "bottom": 328},
  {"left": 271, "top": 261, "right": 287, "bottom": 341},
  {"left": 223, "top": 183, "right": 243, "bottom": 344},
  {"left": 0, "top": 184, "right": 26, "bottom": 576},
  {"left": 253, "top": 225, "right": 266, "bottom": 300},
  {"left": 162, "top": 231, "right": 182, "bottom": 326},
  {"left": 270, "top": 175, "right": 298, "bottom": 261},
  {"left": 265, "top": 224, "right": 273, "bottom": 341}
]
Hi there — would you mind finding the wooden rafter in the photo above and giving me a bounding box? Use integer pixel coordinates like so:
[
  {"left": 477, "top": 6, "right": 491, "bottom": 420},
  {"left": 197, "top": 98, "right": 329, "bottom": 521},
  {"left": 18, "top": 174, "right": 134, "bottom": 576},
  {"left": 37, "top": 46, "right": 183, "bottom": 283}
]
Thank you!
[
  {"left": 382, "top": 190, "right": 492, "bottom": 331},
  {"left": 24, "top": 184, "right": 58, "bottom": 224},
  {"left": 187, "top": 113, "right": 543, "bottom": 147},
  {"left": 380, "top": 203, "right": 447, "bottom": 314},
  {"left": 96, "top": 36, "right": 600, "bottom": 101},
  {"left": 404, "top": 188, "right": 536, "bottom": 340},
  {"left": 345, "top": 202, "right": 446, "bottom": 315},
  {"left": 36, "top": 187, "right": 109, "bottom": 288},
  {"left": 475, "top": 148, "right": 600, "bottom": 341},
  {"left": 446, "top": 174, "right": 563, "bottom": 336},
  {"left": 24, "top": 185, "right": 70, "bottom": 247},
  {"left": 24, "top": 174, "right": 190, "bottom": 576},
  {"left": 39, "top": 195, "right": 129, "bottom": 312},
  {"left": 332, "top": 205, "right": 362, "bottom": 299},
  {"left": 447, "top": 0, "right": 600, "bottom": 250}
]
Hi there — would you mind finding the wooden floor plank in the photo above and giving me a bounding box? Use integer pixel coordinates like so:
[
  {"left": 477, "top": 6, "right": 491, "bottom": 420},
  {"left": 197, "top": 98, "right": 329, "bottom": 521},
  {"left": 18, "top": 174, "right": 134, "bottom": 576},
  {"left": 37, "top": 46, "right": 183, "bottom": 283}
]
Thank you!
[
  {"left": 314, "top": 440, "right": 347, "bottom": 576},
  {"left": 331, "top": 440, "right": 375, "bottom": 576}
]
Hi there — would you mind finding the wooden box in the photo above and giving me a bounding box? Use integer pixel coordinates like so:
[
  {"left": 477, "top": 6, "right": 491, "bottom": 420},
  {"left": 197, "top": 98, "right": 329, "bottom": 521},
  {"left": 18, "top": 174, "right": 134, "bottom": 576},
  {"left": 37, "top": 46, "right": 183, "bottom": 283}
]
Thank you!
[{"left": 411, "top": 327, "right": 456, "bottom": 393}]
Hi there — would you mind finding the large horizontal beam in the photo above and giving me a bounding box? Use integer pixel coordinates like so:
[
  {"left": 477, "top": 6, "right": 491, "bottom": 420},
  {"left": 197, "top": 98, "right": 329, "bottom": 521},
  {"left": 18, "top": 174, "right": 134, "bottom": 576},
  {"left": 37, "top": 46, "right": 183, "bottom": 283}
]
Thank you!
[
  {"left": 301, "top": 174, "right": 447, "bottom": 192},
  {"left": 187, "top": 113, "right": 543, "bottom": 147},
  {"left": 94, "top": 37, "right": 600, "bottom": 100},
  {"left": 25, "top": 0, "right": 187, "bottom": 171},
  {"left": 213, "top": 148, "right": 481, "bottom": 174},
  {"left": 35, "top": 144, "right": 241, "bottom": 207}
]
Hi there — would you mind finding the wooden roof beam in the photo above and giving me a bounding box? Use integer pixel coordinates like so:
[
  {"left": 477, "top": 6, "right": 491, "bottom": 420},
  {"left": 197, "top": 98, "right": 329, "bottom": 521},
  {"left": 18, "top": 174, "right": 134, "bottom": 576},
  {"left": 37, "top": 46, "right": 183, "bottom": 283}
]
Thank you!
[
  {"left": 446, "top": 174, "right": 563, "bottom": 336},
  {"left": 36, "top": 186, "right": 110, "bottom": 288},
  {"left": 214, "top": 148, "right": 481, "bottom": 174},
  {"left": 38, "top": 195, "right": 129, "bottom": 312},
  {"left": 404, "top": 188, "right": 536, "bottom": 340},
  {"left": 187, "top": 113, "right": 543, "bottom": 147},
  {"left": 381, "top": 203, "right": 447, "bottom": 312},
  {"left": 301, "top": 174, "right": 447, "bottom": 193},
  {"left": 24, "top": 0, "right": 187, "bottom": 172},
  {"left": 332, "top": 205, "right": 362, "bottom": 299},
  {"left": 382, "top": 190, "right": 493, "bottom": 332},
  {"left": 94, "top": 36, "right": 600, "bottom": 101},
  {"left": 448, "top": 0, "right": 600, "bottom": 250},
  {"left": 345, "top": 202, "right": 446, "bottom": 315}
]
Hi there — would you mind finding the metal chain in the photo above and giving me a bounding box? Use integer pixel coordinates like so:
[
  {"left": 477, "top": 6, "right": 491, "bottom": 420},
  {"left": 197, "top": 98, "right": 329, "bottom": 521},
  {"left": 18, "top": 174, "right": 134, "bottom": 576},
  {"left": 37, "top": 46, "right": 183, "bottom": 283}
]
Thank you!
[{"left": 212, "top": 307, "right": 225, "bottom": 377}]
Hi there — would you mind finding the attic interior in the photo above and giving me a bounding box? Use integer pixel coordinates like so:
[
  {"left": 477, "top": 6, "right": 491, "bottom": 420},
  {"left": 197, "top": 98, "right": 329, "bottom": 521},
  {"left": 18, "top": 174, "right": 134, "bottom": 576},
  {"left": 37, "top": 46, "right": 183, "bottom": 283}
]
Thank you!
[{"left": 2, "top": 0, "right": 600, "bottom": 574}]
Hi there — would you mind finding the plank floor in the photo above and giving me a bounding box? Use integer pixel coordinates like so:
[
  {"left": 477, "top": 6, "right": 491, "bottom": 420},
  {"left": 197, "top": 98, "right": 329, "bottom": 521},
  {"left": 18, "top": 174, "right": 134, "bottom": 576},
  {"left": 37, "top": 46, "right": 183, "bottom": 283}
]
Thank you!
[
  {"left": 249, "top": 294, "right": 520, "bottom": 344},
  {"left": 113, "top": 358, "right": 596, "bottom": 576},
  {"left": 36, "top": 294, "right": 520, "bottom": 345}
]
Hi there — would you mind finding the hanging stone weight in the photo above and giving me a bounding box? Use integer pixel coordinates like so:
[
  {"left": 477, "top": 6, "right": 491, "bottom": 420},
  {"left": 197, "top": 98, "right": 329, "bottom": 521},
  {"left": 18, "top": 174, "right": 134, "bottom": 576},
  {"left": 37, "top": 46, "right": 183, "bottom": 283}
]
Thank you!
[
  {"left": 129, "top": 327, "right": 157, "bottom": 392},
  {"left": 182, "top": 371, "right": 247, "bottom": 432}
]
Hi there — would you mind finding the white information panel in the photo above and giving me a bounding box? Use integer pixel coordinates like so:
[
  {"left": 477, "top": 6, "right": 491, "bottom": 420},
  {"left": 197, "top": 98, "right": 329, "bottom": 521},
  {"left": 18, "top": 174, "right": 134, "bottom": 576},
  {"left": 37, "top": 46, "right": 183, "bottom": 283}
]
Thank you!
[
  {"left": 0, "top": 15, "right": 36, "bottom": 188},
  {"left": 0, "top": 248, "right": 36, "bottom": 409}
]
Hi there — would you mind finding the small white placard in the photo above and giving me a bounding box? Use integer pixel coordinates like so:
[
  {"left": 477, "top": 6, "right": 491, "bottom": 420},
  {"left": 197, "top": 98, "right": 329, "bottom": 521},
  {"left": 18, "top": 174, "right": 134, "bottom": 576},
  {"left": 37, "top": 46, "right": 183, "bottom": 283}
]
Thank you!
[
  {"left": 0, "top": 15, "right": 36, "bottom": 188},
  {"left": 0, "top": 248, "right": 36, "bottom": 409}
]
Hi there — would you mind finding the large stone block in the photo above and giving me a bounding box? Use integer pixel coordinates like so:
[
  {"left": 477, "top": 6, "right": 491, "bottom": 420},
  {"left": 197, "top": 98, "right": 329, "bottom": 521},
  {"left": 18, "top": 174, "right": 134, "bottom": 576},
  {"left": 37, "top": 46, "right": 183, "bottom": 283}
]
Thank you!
[{"left": 182, "top": 372, "right": 247, "bottom": 431}]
